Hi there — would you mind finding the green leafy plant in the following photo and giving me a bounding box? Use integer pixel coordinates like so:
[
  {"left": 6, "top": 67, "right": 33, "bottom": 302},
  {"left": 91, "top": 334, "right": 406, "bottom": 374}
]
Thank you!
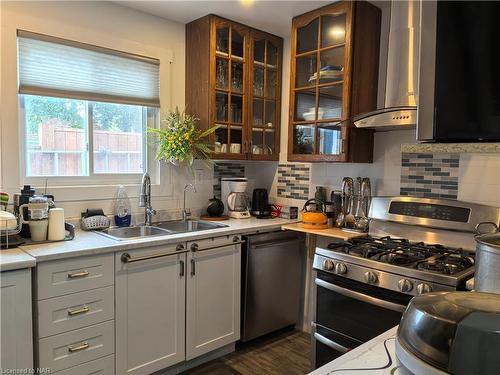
[{"left": 148, "top": 107, "right": 218, "bottom": 172}]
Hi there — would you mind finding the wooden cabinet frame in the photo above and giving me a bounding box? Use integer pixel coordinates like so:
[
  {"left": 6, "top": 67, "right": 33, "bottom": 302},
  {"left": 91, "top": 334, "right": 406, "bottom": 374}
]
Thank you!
[
  {"left": 186, "top": 15, "right": 283, "bottom": 161},
  {"left": 287, "top": 1, "right": 381, "bottom": 163}
]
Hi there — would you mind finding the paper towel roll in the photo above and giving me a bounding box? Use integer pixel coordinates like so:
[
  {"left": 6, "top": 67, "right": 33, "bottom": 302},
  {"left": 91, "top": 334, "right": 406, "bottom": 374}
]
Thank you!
[{"left": 48, "top": 208, "right": 65, "bottom": 241}]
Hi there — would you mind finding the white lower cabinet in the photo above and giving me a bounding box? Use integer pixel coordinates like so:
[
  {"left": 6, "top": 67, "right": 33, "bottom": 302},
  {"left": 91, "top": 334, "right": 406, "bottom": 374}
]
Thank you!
[
  {"left": 0, "top": 268, "right": 33, "bottom": 371},
  {"left": 115, "top": 244, "right": 187, "bottom": 375},
  {"left": 186, "top": 236, "right": 241, "bottom": 360}
]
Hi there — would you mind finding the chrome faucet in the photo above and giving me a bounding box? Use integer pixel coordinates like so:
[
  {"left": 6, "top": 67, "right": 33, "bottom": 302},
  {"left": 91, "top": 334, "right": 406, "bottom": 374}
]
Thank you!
[
  {"left": 139, "top": 173, "right": 156, "bottom": 226},
  {"left": 183, "top": 184, "right": 197, "bottom": 221}
]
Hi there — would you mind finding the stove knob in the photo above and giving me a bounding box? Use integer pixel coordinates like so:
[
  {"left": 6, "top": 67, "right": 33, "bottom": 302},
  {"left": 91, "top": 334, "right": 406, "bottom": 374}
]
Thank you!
[
  {"left": 398, "top": 279, "right": 413, "bottom": 293},
  {"left": 364, "top": 271, "right": 378, "bottom": 284},
  {"left": 417, "top": 283, "right": 432, "bottom": 295},
  {"left": 335, "top": 262, "right": 347, "bottom": 275},
  {"left": 322, "top": 259, "right": 334, "bottom": 271}
]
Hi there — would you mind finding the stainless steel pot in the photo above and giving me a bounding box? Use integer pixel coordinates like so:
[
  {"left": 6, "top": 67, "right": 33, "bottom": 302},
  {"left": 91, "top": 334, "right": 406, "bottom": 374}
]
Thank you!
[{"left": 475, "top": 229, "right": 500, "bottom": 293}]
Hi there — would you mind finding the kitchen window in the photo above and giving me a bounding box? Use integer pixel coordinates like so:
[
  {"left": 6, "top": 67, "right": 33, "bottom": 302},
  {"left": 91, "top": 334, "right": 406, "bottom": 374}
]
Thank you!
[{"left": 17, "top": 30, "right": 160, "bottom": 183}]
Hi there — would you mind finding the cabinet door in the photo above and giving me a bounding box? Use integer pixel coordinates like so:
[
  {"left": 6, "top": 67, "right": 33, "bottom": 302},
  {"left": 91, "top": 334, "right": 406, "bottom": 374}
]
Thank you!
[
  {"left": 212, "top": 20, "right": 249, "bottom": 160},
  {"left": 249, "top": 31, "right": 282, "bottom": 161},
  {"left": 115, "top": 246, "right": 186, "bottom": 375},
  {"left": 0, "top": 269, "right": 33, "bottom": 370},
  {"left": 186, "top": 238, "right": 241, "bottom": 360},
  {"left": 289, "top": 1, "right": 352, "bottom": 162}
]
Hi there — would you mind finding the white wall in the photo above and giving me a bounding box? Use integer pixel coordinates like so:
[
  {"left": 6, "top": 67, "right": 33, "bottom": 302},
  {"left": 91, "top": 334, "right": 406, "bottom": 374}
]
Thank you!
[{"left": 0, "top": 1, "right": 214, "bottom": 220}]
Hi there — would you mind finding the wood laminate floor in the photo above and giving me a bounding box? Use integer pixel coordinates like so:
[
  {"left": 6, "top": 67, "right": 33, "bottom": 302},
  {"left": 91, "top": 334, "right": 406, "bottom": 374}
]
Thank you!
[{"left": 184, "top": 329, "right": 311, "bottom": 375}]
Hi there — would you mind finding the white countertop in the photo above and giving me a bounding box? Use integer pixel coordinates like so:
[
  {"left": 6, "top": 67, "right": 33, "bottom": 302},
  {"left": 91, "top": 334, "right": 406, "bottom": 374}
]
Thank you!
[
  {"left": 0, "top": 248, "right": 36, "bottom": 272},
  {"left": 18, "top": 217, "right": 299, "bottom": 262},
  {"left": 310, "top": 327, "right": 400, "bottom": 375}
]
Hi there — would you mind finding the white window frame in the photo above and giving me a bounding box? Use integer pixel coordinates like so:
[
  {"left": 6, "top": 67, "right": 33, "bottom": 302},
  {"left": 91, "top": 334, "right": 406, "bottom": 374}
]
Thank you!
[{"left": 19, "top": 95, "right": 160, "bottom": 187}]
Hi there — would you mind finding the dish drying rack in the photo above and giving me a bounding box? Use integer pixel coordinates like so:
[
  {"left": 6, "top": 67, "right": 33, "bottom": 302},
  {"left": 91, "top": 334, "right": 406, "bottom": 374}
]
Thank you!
[{"left": 0, "top": 213, "right": 23, "bottom": 248}]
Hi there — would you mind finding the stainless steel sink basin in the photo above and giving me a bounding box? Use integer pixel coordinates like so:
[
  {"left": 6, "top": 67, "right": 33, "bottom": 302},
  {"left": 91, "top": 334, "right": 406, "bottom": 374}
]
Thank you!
[
  {"left": 98, "top": 225, "right": 172, "bottom": 240},
  {"left": 155, "top": 220, "right": 228, "bottom": 233}
]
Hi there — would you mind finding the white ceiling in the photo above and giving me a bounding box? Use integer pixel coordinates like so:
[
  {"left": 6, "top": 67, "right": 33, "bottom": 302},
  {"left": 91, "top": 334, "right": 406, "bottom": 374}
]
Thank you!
[{"left": 114, "top": 1, "right": 333, "bottom": 37}]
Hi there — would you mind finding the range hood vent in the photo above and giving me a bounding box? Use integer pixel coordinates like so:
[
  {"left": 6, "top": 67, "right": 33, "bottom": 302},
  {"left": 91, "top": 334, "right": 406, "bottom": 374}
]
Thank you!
[{"left": 354, "top": 0, "right": 420, "bottom": 131}]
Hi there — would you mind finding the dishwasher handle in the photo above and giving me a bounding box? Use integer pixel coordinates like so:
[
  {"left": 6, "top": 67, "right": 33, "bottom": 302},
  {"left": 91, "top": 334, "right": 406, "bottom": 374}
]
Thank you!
[{"left": 251, "top": 238, "right": 302, "bottom": 249}]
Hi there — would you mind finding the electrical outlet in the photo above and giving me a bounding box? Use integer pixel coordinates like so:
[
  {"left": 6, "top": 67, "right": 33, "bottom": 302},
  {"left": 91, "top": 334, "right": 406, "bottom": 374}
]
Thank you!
[{"left": 194, "top": 170, "right": 204, "bottom": 183}]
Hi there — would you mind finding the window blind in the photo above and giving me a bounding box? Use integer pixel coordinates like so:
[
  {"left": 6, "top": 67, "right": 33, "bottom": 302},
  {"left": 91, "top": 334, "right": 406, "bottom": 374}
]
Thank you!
[{"left": 17, "top": 30, "right": 160, "bottom": 107}]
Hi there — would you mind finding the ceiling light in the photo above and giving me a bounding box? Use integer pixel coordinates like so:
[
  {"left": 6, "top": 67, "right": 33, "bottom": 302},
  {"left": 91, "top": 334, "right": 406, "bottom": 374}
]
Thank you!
[{"left": 240, "top": 0, "right": 255, "bottom": 7}]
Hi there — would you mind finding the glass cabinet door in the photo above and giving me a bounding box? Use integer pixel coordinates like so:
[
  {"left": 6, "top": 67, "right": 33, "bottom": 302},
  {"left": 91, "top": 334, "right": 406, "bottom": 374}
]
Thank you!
[
  {"left": 291, "top": 7, "right": 348, "bottom": 159},
  {"left": 250, "top": 36, "right": 281, "bottom": 158},
  {"left": 214, "top": 24, "right": 247, "bottom": 157}
]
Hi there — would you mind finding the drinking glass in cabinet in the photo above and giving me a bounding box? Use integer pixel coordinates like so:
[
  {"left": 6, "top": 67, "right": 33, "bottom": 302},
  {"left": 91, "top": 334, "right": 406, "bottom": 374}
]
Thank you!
[
  {"left": 216, "top": 28, "right": 229, "bottom": 55},
  {"left": 229, "top": 128, "right": 242, "bottom": 153},
  {"left": 253, "top": 99, "right": 264, "bottom": 126},
  {"left": 317, "top": 123, "right": 342, "bottom": 155},
  {"left": 294, "top": 89, "right": 316, "bottom": 121},
  {"left": 297, "top": 18, "right": 319, "bottom": 54},
  {"left": 254, "top": 68, "right": 264, "bottom": 96},
  {"left": 293, "top": 125, "right": 314, "bottom": 154},
  {"left": 266, "top": 70, "right": 277, "bottom": 98},
  {"left": 264, "top": 131, "right": 275, "bottom": 154},
  {"left": 265, "top": 100, "right": 276, "bottom": 128},
  {"left": 230, "top": 95, "right": 243, "bottom": 124},
  {"left": 252, "top": 130, "right": 263, "bottom": 154},
  {"left": 216, "top": 92, "right": 228, "bottom": 122},
  {"left": 254, "top": 40, "right": 265, "bottom": 63},
  {"left": 295, "top": 55, "right": 317, "bottom": 88},
  {"left": 231, "top": 62, "right": 243, "bottom": 93},
  {"left": 216, "top": 59, "right": 228, "bottom": 89},
  {"left": 266, "top": 43, "right": 278, "bottom": 67},
  {"left": 319, "top": 85, "right": 343, "bottom": 120},
  {"left": 321, "top": 14, "right": 346, "bottom": 48},
  {"left": 231, "top": 30, "right": 244, "bottom": 58},
  {"left": 215, "top": 127, "right": 228, "bottom": 152}
]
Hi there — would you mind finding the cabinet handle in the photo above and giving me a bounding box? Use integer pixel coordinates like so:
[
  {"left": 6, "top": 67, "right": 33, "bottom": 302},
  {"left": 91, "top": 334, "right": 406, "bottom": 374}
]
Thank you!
[
  {"left": 121, "top": 249, "right": 187, "bottom": 263},
  {"left": 176, "top": 244, "right": 185, "bottom": 251},
  {"left": 68, "top": 341, "right": 89, "bottom": 353},
  {"left": 67, "top": 270, "right": 89, "bottom": 279},
  {"left": 190, "top": 240, "right": 245, "bottom": 252},
  {"left": 180, "top": 260, "right": 185, "bottom": 277},
  {"left": 67, "top": 305, "right": 89, "bottom": 316},
  {"left": 190, "top": 259, "right": 196, "bottom": 276}
]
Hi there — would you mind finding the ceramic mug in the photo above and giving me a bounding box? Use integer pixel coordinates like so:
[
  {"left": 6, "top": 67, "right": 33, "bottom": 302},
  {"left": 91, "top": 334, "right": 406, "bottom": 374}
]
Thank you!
[
  {"left": 214, "top": 142, "right": 222, "bottom": 153},
  {"left": 221, "top": 143, "right": 228, "bottom": 153},
  {"left": 230, "top": 143, "right": 241, "bottom": 153}
]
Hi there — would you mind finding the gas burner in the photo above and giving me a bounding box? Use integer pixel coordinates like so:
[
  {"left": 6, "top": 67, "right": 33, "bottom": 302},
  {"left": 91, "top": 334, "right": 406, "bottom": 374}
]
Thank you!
[{"left": 417, "top": 253, "right": 474, "bottom": 275}]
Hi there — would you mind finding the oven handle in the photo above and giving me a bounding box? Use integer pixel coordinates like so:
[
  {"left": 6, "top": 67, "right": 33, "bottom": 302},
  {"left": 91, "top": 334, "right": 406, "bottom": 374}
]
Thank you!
[
  {"left": 314, "top": 278, "right": 406, "bottom": 313},
  {"left": 313, "top": 332, "right": 350, "bottom": 354}
]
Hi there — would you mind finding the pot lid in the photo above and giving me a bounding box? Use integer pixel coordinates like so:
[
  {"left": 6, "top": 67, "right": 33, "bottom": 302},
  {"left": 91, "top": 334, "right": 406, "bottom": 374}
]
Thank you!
[{"left": 476, "top": 232, "right": 500, "bottom": 248}]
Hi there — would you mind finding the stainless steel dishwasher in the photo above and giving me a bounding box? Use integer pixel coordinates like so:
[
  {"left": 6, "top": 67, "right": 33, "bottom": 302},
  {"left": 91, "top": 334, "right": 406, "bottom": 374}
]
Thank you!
[{"left": 241, "top": 231, "right": 306, "bottom": 342}]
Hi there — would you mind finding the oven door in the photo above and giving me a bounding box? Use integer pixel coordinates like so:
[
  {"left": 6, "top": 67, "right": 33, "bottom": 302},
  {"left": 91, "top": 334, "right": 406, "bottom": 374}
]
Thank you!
[
  {"left": 312, "top": 323, "right": 363, "bottom": 369},
  {"left": 314, "top": 271, "right": 411, "bottom": 343}
]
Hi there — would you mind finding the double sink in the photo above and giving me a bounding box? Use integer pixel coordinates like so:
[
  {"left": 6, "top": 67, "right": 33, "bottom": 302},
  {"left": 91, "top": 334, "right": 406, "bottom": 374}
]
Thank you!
[{"left": 97, "top": 220, "right": 228, "bottom": 241}]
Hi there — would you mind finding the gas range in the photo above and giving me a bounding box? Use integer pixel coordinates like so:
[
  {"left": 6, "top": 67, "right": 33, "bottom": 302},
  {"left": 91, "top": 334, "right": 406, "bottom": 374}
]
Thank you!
[{"left": 314, "top": 196, "right": 500, "bottom": 296}]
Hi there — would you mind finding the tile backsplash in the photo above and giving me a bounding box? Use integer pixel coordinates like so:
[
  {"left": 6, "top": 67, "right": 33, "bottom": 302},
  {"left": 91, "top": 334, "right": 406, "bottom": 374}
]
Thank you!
[
  {"left": 213, "top": 162, "right": 245, "bottom": 198},
  {"left": 400, "top": 153, "right": 460, "bottom": 199},
  {"left": 277, "top": 164, "right": 310, "bottom": 200}
]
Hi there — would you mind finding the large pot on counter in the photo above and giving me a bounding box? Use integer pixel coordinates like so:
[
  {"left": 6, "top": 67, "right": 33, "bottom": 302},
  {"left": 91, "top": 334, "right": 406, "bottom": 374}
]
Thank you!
[{"left": 475, "top": 222, "right": 500, "bottom": 293}]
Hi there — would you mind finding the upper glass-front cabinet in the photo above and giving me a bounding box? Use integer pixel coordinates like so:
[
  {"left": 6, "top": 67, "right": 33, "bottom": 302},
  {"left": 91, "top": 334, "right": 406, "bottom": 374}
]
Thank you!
[
  {"left": 186, "top": 15, "right": 283, "bottom": 161},
  {"left": 288, "top": 1, "right": 381, "bottom": 163}
]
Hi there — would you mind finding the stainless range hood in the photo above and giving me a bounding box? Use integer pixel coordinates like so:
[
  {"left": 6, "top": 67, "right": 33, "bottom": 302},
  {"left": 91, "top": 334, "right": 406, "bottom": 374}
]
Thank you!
[{"left": 354, "top": 0, "right": 420, "bottom": 131}]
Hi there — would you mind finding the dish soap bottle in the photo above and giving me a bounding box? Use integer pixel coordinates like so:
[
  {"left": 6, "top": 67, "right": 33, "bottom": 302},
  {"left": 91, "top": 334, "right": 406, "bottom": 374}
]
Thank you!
[{"left": 114, "top": 185, "right": 131, "bottom": 227}]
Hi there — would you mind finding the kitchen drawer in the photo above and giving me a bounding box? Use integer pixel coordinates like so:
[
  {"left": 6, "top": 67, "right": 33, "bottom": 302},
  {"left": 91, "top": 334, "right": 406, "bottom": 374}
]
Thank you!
[
  {"left": 38, "top": 286, "right": 114, "bottom": 338},
  {"left": 37, "top": 253, "right": 114, "bottom": 300},
  {"left": 38, "top": 320, "right": 114, "bottom": 373},
  {"left": 53, "top": 354, "right": 114, "bottom": 375}
]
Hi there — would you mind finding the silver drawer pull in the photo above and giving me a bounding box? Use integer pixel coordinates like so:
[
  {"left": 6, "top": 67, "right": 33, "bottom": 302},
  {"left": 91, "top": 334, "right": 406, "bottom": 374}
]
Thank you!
[
  {"left": 68, "top": 341, "right": 89, "bottom": 353},
  {"left": 121, "top": 249, "right": 187, "bottom": 263},
  {"left": 67, "top": 305, "right": 89, "bottom": 316},
  {"left": 67, "top": 270, "right": 89, "bottom": 279},
  {"left": 190, "top": 240, "right": 246, "bottom": 252}
]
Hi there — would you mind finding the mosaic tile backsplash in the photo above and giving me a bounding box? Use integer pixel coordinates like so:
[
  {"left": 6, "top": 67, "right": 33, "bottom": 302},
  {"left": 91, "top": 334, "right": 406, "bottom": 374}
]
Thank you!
[
  {"left": 277, "top": 164, "right": 310, "bottom": 200},
  {"left": 213, "top": 162, "right": 245, "bottom": 198},
  {"left": 400, "top": 153, "right": 460, "bottom": 199}
]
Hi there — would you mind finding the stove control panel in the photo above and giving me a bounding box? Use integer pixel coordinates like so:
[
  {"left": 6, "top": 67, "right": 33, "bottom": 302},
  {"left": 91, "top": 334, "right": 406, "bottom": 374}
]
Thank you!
[
  {"left": 398, "top": 279, "right": 413, "bottom": 293},
  {"left": 417, "top": 283, "right": 433, "bottom": 294},
  {"left": 389, "top": 201, "right": 470, "bottom": 223},
  {"left": 364, "top": 271, "right": 379, "bottom": 284}
]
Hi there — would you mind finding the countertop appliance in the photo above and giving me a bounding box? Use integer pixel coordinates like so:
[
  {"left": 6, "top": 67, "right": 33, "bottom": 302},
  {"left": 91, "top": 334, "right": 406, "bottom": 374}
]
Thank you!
[
  {"left": 396, "top": 291, "right": 500, "bottom": 375},
  {"left": 221, "top": 178, "right": 250, "bottom": 219},
  {"left": 250, "top": 188, "right": 270, "bottom": 218},
  {"left": 418, "top": 2, "right": 500, "bottom": 141},
  {"left": 241, "top": 231, "right": 305, "bottom": 342},
  {"left": 311, "top": 196, "right": 500, "bottom": 370}
]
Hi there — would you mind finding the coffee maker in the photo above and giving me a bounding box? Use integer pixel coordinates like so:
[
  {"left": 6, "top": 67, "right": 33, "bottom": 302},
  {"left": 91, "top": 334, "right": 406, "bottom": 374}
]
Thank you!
[{"left": 221, "top": 178, "right": 250, "bottom": 219}]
